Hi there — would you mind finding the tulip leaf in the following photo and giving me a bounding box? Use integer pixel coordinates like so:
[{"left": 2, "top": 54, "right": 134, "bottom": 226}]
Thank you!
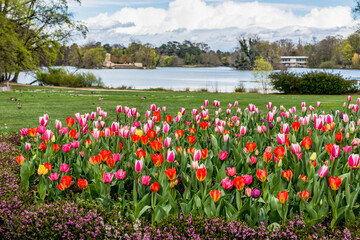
[{"left": 20, "top": 161, "right": 30, "bottom": 191}]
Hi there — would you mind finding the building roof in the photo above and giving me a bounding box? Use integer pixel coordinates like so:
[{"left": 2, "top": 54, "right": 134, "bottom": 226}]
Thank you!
[{"left": 281, "top": 56, "right": 308, "bottom": 58}]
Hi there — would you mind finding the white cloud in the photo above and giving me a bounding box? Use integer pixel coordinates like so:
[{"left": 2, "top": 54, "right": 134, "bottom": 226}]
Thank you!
[{"left": 81, "top": 0, "right": 359, "bottom": 50}]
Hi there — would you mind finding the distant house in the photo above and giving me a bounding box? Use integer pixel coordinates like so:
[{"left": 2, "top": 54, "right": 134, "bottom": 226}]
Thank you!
[
  {"left": 281, "top": 56, "right": 308, "bottom": 67},
  {"left": 103, "top": 53, "right": 144, "bottom": 69}
]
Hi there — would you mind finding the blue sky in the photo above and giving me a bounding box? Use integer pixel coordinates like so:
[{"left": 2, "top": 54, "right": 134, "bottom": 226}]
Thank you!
[{"left": 70, "top": 0, "right": 360, "bottom": 50}]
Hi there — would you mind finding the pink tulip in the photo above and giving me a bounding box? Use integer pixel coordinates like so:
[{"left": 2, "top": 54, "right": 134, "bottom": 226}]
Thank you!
[
  {"left": 281, "top": 123, "right": 289, "bottom": 134},
  {"left": 131, "top": 108, "right": 137, "bottom": 116},
  {"left": 25, "top": 142, "right": 31, "bottom": 150},
  {"left": 308, "top": 106, "right": 314, "bottom": 111},
  {"left": 110, "top": 153, "right": 120, "bottom": 162},
  {"left": 123, "top": 106, "right": 129, "bottom": 114},
  {"left": 296, "top": 153, "right": 303, "bottom": 160},
  {"left": 38, "top": 126, "right": 46, "bottom": 135},
  {"left": 226, "top": 167, "right": 236, "bottom": 177},
  {"left": 142, "top": 175, "right": 151, "bottom": 185},
  {"left": 277, "top": 134, "right": 286, "bottom": 145},
  {"left": 257, "top": 126, "right": 263, "bottom": 134},
  {"left": 44, "top": 130, "right": 52, "bottom": 141},
  {"left": 280, "top": 105, "right": 284, "bottom": 111},
  {"left": 319, "top": 166, "right": 328, "bottom": 178},
  {"left": 226, "top": 109, "right": 231, "bottom": 115},
  {"left": 234, "top": 101, "right": 238, "bottom": 107},
  {"left": 291, "top": 143, "right": 301, "bottom": 155},
  {"left": 244, "top": 175, "right": 253, "bottom": 185},
  {"left": 261, "top": 125, "right": 267, "bottom": 133},
  {"left": 267, "top": 112, "right": 274, "bottom": 122},
  {"left": 301, "top": 102, "right": 306, "bottom": 107},
  {"left": 115, "top": 169, "right": 126, "bottom": 180},
  {"left": 219, "top": 151, "right": 228, "bottom": 161},
  {"left": 39, "top": 116, "right": 47, "bottom": 126},
  {"left": 267, "top": 102, "right": 272, "bottom": 110},
  {"left": 325, "top": 114, "right": 333, "bottom": 124},
  {"left": 240, "top": 126, "right": 247, "bottom": 136},
  {"left": 48, "top": 173, "right": 60, "bottom": 181},
  {"left": 100, "top": 121, "right": 105, "bottom": 128},
  {"left": 248, "top": 104, "right": 255, "bottom": 112},
  {"left": 150, "top": 104, "right": 156, "bottom": 111},
  {"left": 331, "top": 144, "right": 340, "bottom": 158},
  {"left": 71, "top": 141, "right": 79, "bottom": 148},
  {"left": 343, "top": 145, "right": 352, "bottom": 154},
  {"left": 135, "top": 160, "right": 143, "bottom": 172},
  {"left": 162, "top": 123, "right": 170, "bottom": 134},
  {"left": 103, "top": 173, "right": 114, "bottom": 183},
  {"left": 228, "top": 104, "right": 232, "bottom": 109},
  {"left": 348, "top": 154, "right": 360, "bottom": 169},
  {"left": 343, "top": 114, "right": 349, "bottom": 123},
  {"left": 223, "top": 134, "right": 229, "bottom": 142},
  {"left": 250, "top": 156, "right": 257, "bottom": 165},
  {"left": 221, "top": 177, "right": 233, "bottom": 190},
  {"left": 314, "top": 119, "right": 323, "bottom": 130},
  {"left": 90, "top": 112, "right": 96, "bottom": 120},
  {"left": 166, "top": 150, "right": 175, "bottom": 162},
  {"left": 316, "top": 101, "right": 321, "bottom": 107},
  {"left": 204, "top": 100, "right": 209, "bottom": 106},
  {"left": 301, "top": 107, "right": 306, "bottom": 113},
  {"left": 54, "top": 120, "right": 62, "bottom": 130},
  {"left": 193, "top": 150, "right": 201, "bottom": 161},
  {"left": 62, "top": 144, "right": 71, "bottom": 153},
  {"left": 180, "top": 108, "right": 186, "bottom": 115},
  {"left": 348, "top": 95, "right": 352, "bottom": 102},
  {"left": 192, "top": 109, "right": 198, "bottom": 116},
  {"left": 60, "top": 163, "right": 70, "bottom": 173},
  {"left": 191, "top": 161, "right": 199, "bottom": 170}
]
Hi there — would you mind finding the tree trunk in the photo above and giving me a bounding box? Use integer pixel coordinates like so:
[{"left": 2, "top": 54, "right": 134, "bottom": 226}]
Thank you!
[{"left": 10, "top": 71, "right": 19, "bottom": 83}]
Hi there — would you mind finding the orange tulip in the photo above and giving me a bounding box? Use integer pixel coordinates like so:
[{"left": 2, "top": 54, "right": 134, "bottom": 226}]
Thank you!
[
  {"left": 140, "top": 135, "right": 149, "bottom": 145},
  {"left": 189, "top": 128, "right": 196, "bottom": 135},
  {"left": 16, "top": 155, "right": 25, "bottom": 166},
  {"left": 152, "top": 153, "right": 164, "bottom": 167},
  {"left": 106, "top": 157, "right": 115, "bottom": 169},
  {"left": 99, "top": 149, "right": 112, "bottom": 162},
  {"left": 57, "top": 182, "right": 66, "bottom": 191},
  {"left": 196, "top": 167, "right": 207, "bottom": 182},
  {"left": 165, "top": 116, "right": 172, "bottom": 124},
  {"left": 302, "top": 137, "right": 312, "bottom": 150},
  {"left": 329, "top": 176, "right": 342, "bottom": 191},
  {"left": 246, "top": 142, "right": 256, "bottom": 153},
  {"left": 263, "top": 151, "right": 272, "bottom": 163},
  {"left": 300, "top": 190, "right": 310, "bottom": 201},
  {"left": 278, "top": 190, "right": 288, "bottom": 204},
  {"left": 187, "top": 136, "right": 196, "bottom": 145},
  {"left": 325, "top": 143, "right": 334, "bottom": 155},
  {"left": 282, "top": 169, "right": 292, "bottom": 182},
  {"left": 147, "top": 129, "right": 157, "bottom": 140},
  {"left": 200, "top": 121, "right": 208, "bottom": 130},
  {"left": 256, "top": 169, "right": 267, "bottom": 182},
  {"left": 38, "top": 143, "right": 47, "bottom": 151},
  {"left": 28, "top": 127, "right": 37, "bottom": 137},
  {"left": 201, "top": 148, "right": 208, "bottom": 160},
  {"left": 52, "top": 144, "right": 60, "bottom": 152},
  {"left": 149, "top": 140, "right": 163, "bottom": 152},
  {"left": 274, "top": 146, "right": 285, "bottom": 160},
  {"left": 300, "top": 175, "right": 307, "bottom": 184},
  {"left": 233, "top": 176, "right": 246, "bottom": 191},
  {"left": 175, "top": 129, "right": 185, "bottom": 139},
  {"left": 210, "top": 190, "right": 221, "bottom": 203},
  {"left": 136, "top": 149, "right": 146, "bottom": 159},
  {"left": 77, "top": 179, "right": 88, "bottom": 190},
  {"left": 69, "top": 129, "right": 77, "bottom": 139},
  {"left": 131, "top": 134, "right": 140, "bottom": 143},
  {"left": 61, "top": 175, "right": 72, "bottom": 188},
  {"left": 164, "top": 168, "right": 177, "bottom": 181},
  {"left": 44, "top": 163, "right": 52, "bottom": 171}
]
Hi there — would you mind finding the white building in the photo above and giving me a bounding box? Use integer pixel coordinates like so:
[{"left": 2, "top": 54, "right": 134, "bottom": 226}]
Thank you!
[{"left": 281, "top": 56, "right": 308, "bottom": 67}]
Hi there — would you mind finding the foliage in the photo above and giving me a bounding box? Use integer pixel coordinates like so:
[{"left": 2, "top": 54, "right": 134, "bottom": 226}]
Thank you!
[
  {"left": 252, "top": 57, "right": 273, "bottom": 93},
  {"left": 234, "top": 83, "right": 246, "bottom": 93},
  {"left": 0, "top": 0, "right": 87, "bottom": 82},
  {"left": 270, "top": 71, "right": 355, "bottom": 94},
  {"left": 36, "top": 68, "right": 103, "bottom": 87}
]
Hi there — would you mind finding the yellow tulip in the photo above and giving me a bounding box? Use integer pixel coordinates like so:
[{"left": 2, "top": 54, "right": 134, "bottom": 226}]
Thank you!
[
  {"left": 135, "top": 129, "right": 143, "bottom": 137},
  {"left": 38, "top": 165, "right": 49, "bottom": 175},
  {"left": 310, "top": 152, "right": 317, "bottom": 161}
]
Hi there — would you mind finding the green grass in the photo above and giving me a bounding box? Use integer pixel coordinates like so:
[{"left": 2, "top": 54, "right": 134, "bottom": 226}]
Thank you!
[{"left": 0, "top": 85, "right": 354, "bottom": 133}]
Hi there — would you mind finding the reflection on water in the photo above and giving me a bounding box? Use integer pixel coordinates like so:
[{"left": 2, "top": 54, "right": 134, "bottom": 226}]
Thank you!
[{"left": 17, "top": 67, "right": 360, "bottom": 93}]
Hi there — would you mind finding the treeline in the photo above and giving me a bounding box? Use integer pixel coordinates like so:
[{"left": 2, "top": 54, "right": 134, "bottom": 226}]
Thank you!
[{"left": 54, "top": 30, "right": 360, "bottom": 70}]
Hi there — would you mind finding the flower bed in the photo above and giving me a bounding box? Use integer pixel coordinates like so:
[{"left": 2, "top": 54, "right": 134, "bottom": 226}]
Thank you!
[
  {"left": 0, "top": 133, "right": 357, "bottom": 239},
  {"left": 8, "top": 96, "right": 360, "bottom": 236}
]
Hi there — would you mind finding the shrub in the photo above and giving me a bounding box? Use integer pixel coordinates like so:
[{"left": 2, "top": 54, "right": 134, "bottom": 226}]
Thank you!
[
  {"left": 234, "top": 83, "right": 246, "bottom": 93},
  {"left": 270, "top": 70, "right": 355, "bottom": 94},
  {"left": 36, "top": 68, "right": 103, "bottom": 87}
]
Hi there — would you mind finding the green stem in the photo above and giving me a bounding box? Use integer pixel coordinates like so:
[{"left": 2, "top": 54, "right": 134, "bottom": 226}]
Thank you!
[{"left": 350, "top": 169, "right": 354, "bottom": 192}]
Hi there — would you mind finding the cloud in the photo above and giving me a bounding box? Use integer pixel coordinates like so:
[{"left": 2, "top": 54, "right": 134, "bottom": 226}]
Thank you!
[{"left": 81, "top": 0, "right": 359, "bottom": 50}]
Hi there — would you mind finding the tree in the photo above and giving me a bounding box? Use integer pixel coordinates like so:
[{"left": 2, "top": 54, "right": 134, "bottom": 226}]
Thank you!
[
  {"left": 233, "top": 35, "right": 259, "bottom": 70},
  {"left": 0, "top": 0, "right": 87, "bottom": 82},
  {"left": 82, "top": 46, "right": 107, "bottom": 68},
  {"left": 136, "top": 44, "right": 159, "bottom": 69},
  {"left": 352, "top": 53, "right": 359, "bottom": 68},
  {"left": 252, "top": 57, "right": 273, "bottom": 93}
]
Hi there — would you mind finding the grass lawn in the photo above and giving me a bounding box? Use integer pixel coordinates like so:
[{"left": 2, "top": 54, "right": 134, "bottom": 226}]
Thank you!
[{"left": 0, "top": 85, "right": 355, "bottom": 133}]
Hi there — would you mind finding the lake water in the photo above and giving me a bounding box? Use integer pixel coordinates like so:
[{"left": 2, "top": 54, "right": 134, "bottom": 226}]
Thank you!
[{"left": 17, "top": 67, "right": 360, "bottom": 93}]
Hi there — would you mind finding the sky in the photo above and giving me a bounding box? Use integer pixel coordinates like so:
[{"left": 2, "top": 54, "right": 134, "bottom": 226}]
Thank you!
[{"left": 69, "top": 0, "right": 360, "bottom": 51}]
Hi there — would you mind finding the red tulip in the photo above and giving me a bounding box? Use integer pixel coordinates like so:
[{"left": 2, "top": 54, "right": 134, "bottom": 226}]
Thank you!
[
  {"left": 274, "top": 146, "right": 285, "bottom": 160},
  {"left": 77, "top": 179, "right": 88, "bottom": 190},
  {"left": 210, "top": 190, "right": 221, "bottom": 203},
  {"left": 66, "top": 116, "right": 75, "bottom": 127},
  {"left": 152, "top": 153, "right": 164, "bottom": 167},
  {"left": 151, "top": 182, "right": 160, "bottom": 193},
  {"left": 302, "top": 137, "right": 312, "bottom": 150},
  {"left": 99, "top": 149, "right": 112, "bottom": 162},
  {"left": 300, "top": 190, "right": 310, "bottom": 201},
  {"left": 282, "top": 169, "right": 292, "bottom": 182},
  {"left": 335, "top": 132, "right": 343, "bottom": 143},
  {"left": 256, "top": 169, "right": 267, "bottom": 182},
  {"left": 233, "top": 176, "right": 246, "bottom": 191},
  {"left": 187, "top": 136, "right": 196, "bottom": 145},
  {"left": 329, "top": 176, "right": 342, "bottom": 191},
  {"left": 196, "top": 166, "right": 207, "bottom": 182},
  {"left": 246, "top": 142, "right": 256, "bottom": 153},
  {"left": 201, "top": 148, "right": 208, "bottom": 160},
  {"left": 140, "top": 135, "right": 149, "bottom": 145},
  {"left": 292, "top": 122, "right": 300, "bottom": 132},
  {"left": 164, "top": 168, "right": 176, "bottom": 181}
]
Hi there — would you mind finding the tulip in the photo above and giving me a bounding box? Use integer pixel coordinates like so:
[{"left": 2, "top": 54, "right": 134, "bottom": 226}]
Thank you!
[
  {"left": 248, "top": 104, "right": 255, "bottom": 112},
  {"left": 196, "top": 166, "right": 207, "bottom": 182},
  {"left": 60, "top": 163, "right": 70, "bottom": 173},
  {"left": 281, "top": 123, "right": 289, "bottom": 134},
  {"left": 319, "top": 165, "right": 328, "bottom": 178},
  {"left": 223, "top": 134, "right": 230, "bottom": 142},
  {"left": 343, "top": 114, "right": 349, "bottom": 123},
  {"left": 93, "top": 129, "right": 100, "bottom": 140},
  {"left": 331, "top": 144, "right": 340, "bottom": 158},
  {"left": 164, "top": 168, "right": 176, "bottom": 180},
  {"left": 226, "top": 167, "right": 236, "bottom": 177},
  {"left": 278, "top": 191, "right": 288, "bottom": 204},
  {"left": 115, "top": 169, "right": 126, "bottom": 180},
  {"left": 246, "top": 142, "right": 256, "bottom": 153},
  {"left": 256, "top": 169, "right": 267, "bottom": 182},
  {"left": 191, "top": 161, "right": 199, "bottom": 170},
  {"left": 48, "top": 172, "right": 60, "bottom": 181},
  {"left": 302, "top": 137, "right": 312, "bottom": 150},
  {"left": 329, "top": 176, "right": 342, "bottom": 190},
  {"left": 151, "top": 182, "right": 160, "bottom": 193},
  {"left": 77, "top": 179, "right": 88, "bottom": 190},
  {"left": 282, "top": 169, "right": 292, "bottom": 182},
  {"left": 135, "top": 160, "right": 143, "bottom": 172},
  {"left": 233, "top": 176, "right": 246, "bottom": 191},
  {"left": 38, "top": 165, "right": 49, "bottom": 175},
  {"left": 245, "top": 188, "right": 252, "bottom": 197},
  {"left": 277, "top": 134, "right": 286, "bottom": 145},
  {"left": 251, "top": 189, "right": 261, "bottom": 198},
  {"left": 193, "top": 149, "right": 201, "bottom": 161},
  {"left": 204, "top": 99, "right": 209, "bottom": 106},
  {"left": 348, "top": 95, "right": 352, "bottom": 102},
  {"left": 162, "top": 123, "right": 169, "bottom": 133},
  {"left": 219, "top": 151, "right": 228, "bottom": 161},
  {"left": 291, "top": 143, "right": 301, "bottom": 155},
  {"left": 66, "top": 116, "right": 75, "bottom": 127},
  {"left": 267, "top": 102, "right": 272, "bottom": 110},
  {"left": 25, "top": 142, "right": 31, "bottom": 151},
  {"left": 274, "top": 146, "right": 285, "bottom": 159},
  {"left": 348, "top": 154, "right": 360, "bottom": 169},
  {"left": 166, "top": 150, "right": 175, "bottom": 163},
  {"left": 103, "top": 173, "right": 114, "bottom": 183},
  {"left": 300, "top": 190, "right": 310, "bottom": 201},
  {"left": 210, "top": 190, "right": 221, "bottom": 203},
  {"left": 164, "top": 137, "right": 172, "bottom": 148},
  {"left": 250, "top": 156, "right": 257, "bottom": 165},
  {"left": 300, "top": 175, "right": 307, "bottom": 184},
  {"left": 141, "top": 175, "right": 151, "bottom": 186},
  {"left": 38, "top": 126, "right": 46, "bottom": 134},
  {"left": 314, "top": 119, "right": 323, "bottom": 130},
  {"left": 221, "top": 177, "right": 233, "bottom": 190},
  {"left": 239, "top": 126, "right": 247, "bottom": 136}
]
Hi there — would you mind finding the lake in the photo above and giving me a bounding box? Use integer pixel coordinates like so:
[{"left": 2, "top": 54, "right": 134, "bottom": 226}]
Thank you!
[{"left": 17, "top": 67, "right": 360, "bottom": 93}]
